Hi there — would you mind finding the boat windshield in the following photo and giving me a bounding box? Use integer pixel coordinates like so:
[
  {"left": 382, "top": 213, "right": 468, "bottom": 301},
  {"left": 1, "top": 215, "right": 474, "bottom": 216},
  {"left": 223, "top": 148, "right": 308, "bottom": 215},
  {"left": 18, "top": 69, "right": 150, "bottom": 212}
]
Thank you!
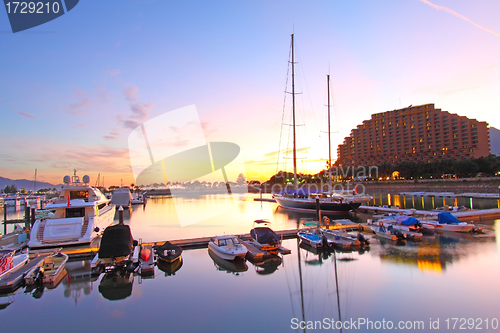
[{"left": 218, "top": 237, "right": 239, "bottom": 247}]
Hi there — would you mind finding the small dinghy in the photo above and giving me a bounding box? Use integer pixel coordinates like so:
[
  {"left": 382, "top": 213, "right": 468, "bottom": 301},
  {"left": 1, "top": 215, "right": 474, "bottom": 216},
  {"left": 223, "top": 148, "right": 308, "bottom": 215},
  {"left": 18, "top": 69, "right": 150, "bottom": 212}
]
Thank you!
[
  {"left": 155, "top": 241, "right": 183, "bottom": 263},
  {"left": 24, "top": 252, "right": 68, "bottom": 285},
  {"left": 208, "top": 235, "right": 247, "bottom": 261},
  {"left": 250, "top": 220, "right": 281, "bottom": 251},
  {"left": 297, "top": 221, "right": 328, "bottom": 249},
  {"left": 371, "top": 224, "right": 407, "bottom": 242}
]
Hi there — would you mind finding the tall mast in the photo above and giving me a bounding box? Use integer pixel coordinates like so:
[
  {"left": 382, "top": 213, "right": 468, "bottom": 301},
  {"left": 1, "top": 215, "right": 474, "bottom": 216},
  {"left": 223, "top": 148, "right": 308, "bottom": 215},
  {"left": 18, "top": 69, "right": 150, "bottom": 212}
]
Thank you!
[
  {"left": 292, "top": 34, "right": 298, "bottom": 190},
  {"left": 327, "top": 74, "right": 332, "bottom": 192}
]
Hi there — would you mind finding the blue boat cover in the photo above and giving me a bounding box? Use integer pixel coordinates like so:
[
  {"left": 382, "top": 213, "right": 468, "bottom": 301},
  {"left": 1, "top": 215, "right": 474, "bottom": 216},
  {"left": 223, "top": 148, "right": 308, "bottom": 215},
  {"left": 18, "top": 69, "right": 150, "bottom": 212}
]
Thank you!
[
  {"left": 438, "top": 212, "right": 461, "bottom": 224},
  {"left": 395, "top": 215, "right": 420, "bottom": 226},
  {"left": 251, "top": 227, "right": 280, "bottom": 246}
]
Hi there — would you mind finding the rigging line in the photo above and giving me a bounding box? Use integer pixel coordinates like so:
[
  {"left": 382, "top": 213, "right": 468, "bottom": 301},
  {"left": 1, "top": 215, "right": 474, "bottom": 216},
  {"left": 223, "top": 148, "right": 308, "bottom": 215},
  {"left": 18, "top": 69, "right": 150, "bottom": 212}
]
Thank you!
[
  {"left": 283, "top": 252, "right": 298, "bottom": 320},
  {"left": 276, "top": 39, "right": 293, "bottom": 176},
  {"left": 295, "top": 44, "right": 320, "bottom": 139}
]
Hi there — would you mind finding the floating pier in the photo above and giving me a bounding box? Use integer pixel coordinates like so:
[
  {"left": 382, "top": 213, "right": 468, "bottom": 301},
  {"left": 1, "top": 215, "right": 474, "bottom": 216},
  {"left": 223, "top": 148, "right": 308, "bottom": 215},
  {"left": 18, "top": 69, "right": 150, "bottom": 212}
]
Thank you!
[
  {"left": 240, "top": 240, "right": 291, "bottom": 261},
  {"left": 399, "top": 192, "right": 499, "bottom": 199},
  {"left": 253, "top": 198, "right": 276, "bottom": 203}
]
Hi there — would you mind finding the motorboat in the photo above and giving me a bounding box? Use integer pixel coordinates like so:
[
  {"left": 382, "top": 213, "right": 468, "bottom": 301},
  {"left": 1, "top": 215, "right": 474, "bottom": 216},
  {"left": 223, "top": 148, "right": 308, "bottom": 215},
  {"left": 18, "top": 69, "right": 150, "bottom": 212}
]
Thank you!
[
  {"left": 111, "top": 187, "right": 134, "bottom": 208},
  {"left": 207, "top": 235, "right": 247, "bottom": 261},
  {"left": 322, "top": 228, "right": 369, "bottom": 247},
  {"left": 297, "top": 221, "right": 327, "bottom": 249},
  {"left": 421, "top": 212, "right": 475, "bottom": 233},
  {"left": 0, "top": 250, "right": 29, "bottom": 293},
  {"left": 155, "top": 241, "right": 183, "bottom": 263},
  {"left": 131, "top": 192, "right": 147, "bottom": 205},
  {"left": 24, "top": 252, "right": 68, "bottom": 286},
  {"left": 376, "top": 215, "right": 424, "bottom": 241},
  {"left": 90, "top": 223, "right": 140, "bottom": 276},
  {"left": 0, "top": 250, "right": 28, "bottom": 277},
  {"left": 371, "top": 224, "right": 406, "bottom": 242},
  {"left": 249, "top": 220, "right": 281, "bottom": 251},
  {"left": 28, "top": 171, "right": 115, "bottom": 249}
]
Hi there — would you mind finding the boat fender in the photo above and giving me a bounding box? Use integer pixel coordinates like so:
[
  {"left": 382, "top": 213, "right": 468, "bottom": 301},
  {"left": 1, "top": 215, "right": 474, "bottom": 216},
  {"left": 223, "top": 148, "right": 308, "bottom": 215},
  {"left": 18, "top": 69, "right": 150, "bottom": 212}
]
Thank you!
[{"left": 140, "top": 248, "right": 151, "bottom": 261}]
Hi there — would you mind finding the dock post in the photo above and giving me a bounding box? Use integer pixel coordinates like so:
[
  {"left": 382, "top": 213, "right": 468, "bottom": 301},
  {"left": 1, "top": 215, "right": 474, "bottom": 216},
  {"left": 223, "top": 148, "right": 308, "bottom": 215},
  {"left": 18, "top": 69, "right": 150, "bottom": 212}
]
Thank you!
[
  {"left": 315, "top": 198, "right": 321, "bottom": 224},
  {"left": 118, "top": 206, "right": 124, "bottom": 224},
  {"left": 25, "top": 204, "right": 30, "bottom": 222},
  {"left": 3, "top": 203, "right": 6, "bottom": 234},
  {"left": 31, "top": 207, "right": 36, "bottom": 228}
]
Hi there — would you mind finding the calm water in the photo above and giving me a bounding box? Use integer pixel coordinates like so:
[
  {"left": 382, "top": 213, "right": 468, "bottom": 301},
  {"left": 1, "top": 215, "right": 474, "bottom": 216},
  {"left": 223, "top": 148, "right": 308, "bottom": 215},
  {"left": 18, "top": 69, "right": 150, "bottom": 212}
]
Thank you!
[{"left": 1, "top": 193, "right": 499, "bottom": 333}]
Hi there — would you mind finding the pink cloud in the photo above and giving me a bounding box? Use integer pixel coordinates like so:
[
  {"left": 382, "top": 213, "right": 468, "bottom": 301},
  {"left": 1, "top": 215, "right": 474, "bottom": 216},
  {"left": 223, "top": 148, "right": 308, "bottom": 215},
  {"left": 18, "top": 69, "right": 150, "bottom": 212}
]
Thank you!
[{"left": 17, "top": 111, "right": 37, "bottom": 119}]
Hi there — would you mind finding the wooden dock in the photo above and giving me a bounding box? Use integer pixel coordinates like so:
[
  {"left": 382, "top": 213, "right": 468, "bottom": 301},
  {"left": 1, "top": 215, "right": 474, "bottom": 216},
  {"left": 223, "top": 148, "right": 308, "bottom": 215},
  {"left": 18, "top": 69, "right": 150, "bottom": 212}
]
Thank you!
[
  {"left": 253, "top": 198, "right": 276, "bottom": 203},
  {"left": 144, "top": 229, "right": 299, "bottom": 249}
]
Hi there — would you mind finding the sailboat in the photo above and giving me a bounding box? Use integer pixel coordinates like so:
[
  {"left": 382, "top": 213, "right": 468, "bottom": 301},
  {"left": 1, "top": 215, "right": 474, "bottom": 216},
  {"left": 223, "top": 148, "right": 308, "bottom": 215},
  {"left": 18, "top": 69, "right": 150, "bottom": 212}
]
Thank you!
[{"left": 273, "top": 35, "right": 372, "bottom": 212}]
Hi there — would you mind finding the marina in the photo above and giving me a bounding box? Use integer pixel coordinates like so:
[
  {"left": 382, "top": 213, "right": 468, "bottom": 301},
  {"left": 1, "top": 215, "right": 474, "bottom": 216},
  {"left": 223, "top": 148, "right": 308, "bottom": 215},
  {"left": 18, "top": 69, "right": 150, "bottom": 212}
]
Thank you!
[
  {"left": 0, "top": 193, "right": 498, "bottom": 333},
  {"left": 2, "top": 2, "right": 500, "bottom": 331}
]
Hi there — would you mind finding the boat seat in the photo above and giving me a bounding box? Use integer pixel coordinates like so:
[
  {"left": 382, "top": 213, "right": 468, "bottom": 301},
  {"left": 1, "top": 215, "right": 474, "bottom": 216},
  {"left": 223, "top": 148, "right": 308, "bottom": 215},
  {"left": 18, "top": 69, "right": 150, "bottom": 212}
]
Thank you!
[{"left": 43, "top": 262, "right": 55, "bottom": 270}]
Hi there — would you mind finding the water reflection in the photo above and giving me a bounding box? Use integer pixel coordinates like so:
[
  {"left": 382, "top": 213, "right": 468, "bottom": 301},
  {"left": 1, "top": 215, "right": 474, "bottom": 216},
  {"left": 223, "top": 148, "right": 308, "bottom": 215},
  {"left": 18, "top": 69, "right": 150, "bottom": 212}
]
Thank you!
[
  {"left": 98, "top": 271, "right": 134, "bottom": 301},
  {"left": 0, "top": 195, "right": 499, "bottom": 332},
  {"left": 156, "top": 257, "right": 183, "bottom": 276},
  {"left": 248, "top": 256, "right": 282, "bottom": 275},
  {"left": 208, "top": 249, "right": 247, "bottom": 275}
]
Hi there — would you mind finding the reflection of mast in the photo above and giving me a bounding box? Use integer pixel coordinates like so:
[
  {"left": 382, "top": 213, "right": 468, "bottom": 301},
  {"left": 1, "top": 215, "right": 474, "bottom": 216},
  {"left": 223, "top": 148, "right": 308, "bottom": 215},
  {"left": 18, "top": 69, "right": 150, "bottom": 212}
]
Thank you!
[
  {"left": 297, "top": 238, "right": 306, "bottom": 333},
  {"left": 333, "top": 249, "right": 343, "bottom": 333}
]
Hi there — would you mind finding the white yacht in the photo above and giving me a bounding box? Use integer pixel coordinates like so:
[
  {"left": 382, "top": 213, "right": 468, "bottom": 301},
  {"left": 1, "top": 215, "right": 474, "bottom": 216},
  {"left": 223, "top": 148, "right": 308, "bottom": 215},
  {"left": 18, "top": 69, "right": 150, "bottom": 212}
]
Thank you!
[{"left": 28, "top": 172, "right": 115, "bottom": 249}]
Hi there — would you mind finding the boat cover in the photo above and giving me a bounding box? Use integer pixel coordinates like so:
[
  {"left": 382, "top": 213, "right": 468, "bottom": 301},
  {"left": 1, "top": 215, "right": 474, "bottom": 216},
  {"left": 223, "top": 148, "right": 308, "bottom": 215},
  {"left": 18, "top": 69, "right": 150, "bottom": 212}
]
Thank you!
[
  {"left": 251, "top": 227, "right": 280, "bottom": 246},
  {"left": 438, "top": 212, "right": 461, "bottom": 224},
  {"left": 156, "top": 241, "right": 183, "bottom": 261},
  {"left": 98, "top": 224, "right": 134, "bottom": 259},
  {"left": 395, "top": 215, "right": 420, "bottom": 226}
]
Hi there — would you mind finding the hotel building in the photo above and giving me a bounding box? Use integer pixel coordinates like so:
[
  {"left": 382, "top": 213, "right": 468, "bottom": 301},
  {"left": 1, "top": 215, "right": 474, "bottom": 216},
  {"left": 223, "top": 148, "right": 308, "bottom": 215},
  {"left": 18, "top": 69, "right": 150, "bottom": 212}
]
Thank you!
[{"left": 336, "top": 104, "right": 490, "bottom": 166}]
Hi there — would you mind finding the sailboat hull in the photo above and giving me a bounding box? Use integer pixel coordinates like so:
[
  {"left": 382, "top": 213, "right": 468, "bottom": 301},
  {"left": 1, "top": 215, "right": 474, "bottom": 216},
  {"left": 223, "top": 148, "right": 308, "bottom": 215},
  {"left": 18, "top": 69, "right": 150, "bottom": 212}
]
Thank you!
[{"left": 274, "top": 196, "right": 361, "bottom": 212}]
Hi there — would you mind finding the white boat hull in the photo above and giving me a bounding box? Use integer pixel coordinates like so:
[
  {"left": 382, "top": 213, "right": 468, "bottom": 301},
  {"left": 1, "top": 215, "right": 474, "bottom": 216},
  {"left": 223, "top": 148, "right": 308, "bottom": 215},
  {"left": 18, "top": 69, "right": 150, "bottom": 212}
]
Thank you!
[
  {"left": 207, "top": 242, "right": 247, "bottom": 261},
  {"left": 422, "top": 222, "right": 473, "bottom": 233},
  {"left": 28, "top": 205, "right": 115, "bottom": 248}
]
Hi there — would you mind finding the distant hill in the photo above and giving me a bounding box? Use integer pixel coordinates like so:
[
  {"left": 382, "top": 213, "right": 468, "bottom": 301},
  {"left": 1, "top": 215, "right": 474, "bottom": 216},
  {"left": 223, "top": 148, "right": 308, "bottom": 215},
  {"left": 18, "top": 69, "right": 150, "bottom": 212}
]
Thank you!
[{"left": 0, "top": 176, "right": 59, "bottom": 192}]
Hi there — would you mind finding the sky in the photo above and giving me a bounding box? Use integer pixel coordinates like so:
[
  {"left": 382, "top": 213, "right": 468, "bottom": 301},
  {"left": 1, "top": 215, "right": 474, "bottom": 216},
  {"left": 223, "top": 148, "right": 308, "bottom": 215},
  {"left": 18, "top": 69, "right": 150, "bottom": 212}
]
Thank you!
[{"left": 1, "top": 0, "right": 499, "bottom": 186}]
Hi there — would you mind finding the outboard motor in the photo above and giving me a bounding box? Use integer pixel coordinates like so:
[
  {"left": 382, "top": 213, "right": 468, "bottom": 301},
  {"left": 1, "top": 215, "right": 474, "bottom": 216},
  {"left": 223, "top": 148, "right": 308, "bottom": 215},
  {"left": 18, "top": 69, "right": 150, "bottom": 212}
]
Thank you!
[
  {"left": 394, "top": 229, "right": 406, "bottom": 241},
  {"left": 33, "top": 266, "right": 45, "bottom": 285},
  {"left": 357, "top": 233, "right": 369, "bottom": 246}
]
